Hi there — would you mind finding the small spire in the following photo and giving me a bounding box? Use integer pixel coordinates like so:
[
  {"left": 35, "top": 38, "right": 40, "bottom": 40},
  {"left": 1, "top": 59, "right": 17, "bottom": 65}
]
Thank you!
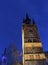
[
  {"left": 32, "top": 19, "right": 35, "bottom": 24},
  {"left": 25, "top": 12, "right": 31, "bottom": 24},
  {"left": 23, "top": 12, "right": 31, "bottom": 24},
  {"left": 26, "top": 12, "right": 29, "bottom": 19},
  {"left": 32, "top": 18, "right": 38, "bottom": 29}
]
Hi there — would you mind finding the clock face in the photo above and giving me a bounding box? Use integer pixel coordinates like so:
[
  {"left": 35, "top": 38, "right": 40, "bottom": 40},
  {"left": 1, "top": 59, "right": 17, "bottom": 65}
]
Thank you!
[
  {"left": 28, "top": 30, "right": 34, "bottom": 37},
  {"left": 24, "top": 29, "right": 34, "bottom": 42},
  {"left": 29, "top": 33, "right": 34, "bottom": 37},
  {"left": 24, "top": 30, "right": 33, "bottom": 37}
]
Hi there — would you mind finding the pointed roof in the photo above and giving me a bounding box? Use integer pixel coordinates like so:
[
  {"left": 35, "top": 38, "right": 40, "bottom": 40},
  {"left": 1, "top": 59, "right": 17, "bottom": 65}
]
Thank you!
[
  {"left": 26, "top": 12, "right": 29, "bottom": 19},
  {"left": 32, "top": 19, "right": 38, "bottom": 30},
  {"left": 23, "top": 13, "right": 31, "bottom": 24},
  {"left": 32, "top": 19, "right": 36, "bottom": 24}
]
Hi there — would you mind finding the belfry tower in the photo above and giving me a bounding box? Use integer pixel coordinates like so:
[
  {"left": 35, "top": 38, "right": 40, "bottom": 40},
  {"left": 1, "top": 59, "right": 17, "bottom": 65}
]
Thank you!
[{"left": 22, "top": 13, "right": 46, "bottom": 65}]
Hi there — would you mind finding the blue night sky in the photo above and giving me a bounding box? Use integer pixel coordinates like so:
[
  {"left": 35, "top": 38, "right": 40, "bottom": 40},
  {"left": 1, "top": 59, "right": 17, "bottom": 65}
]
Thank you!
[{"left": 0, "top": 0, "right": 48, "bottom": 56}]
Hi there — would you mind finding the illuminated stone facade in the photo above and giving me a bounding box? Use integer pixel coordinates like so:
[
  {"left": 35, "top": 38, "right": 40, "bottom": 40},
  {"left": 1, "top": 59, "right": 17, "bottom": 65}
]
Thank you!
[{"left": 22, "top": 13, "right": 46, "bottom": 65}]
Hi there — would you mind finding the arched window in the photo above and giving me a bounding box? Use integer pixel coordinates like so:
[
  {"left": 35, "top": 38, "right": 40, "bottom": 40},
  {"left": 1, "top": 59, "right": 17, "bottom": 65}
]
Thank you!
[
  {"left": 30, "top": 55, "right": 34, "bottom": 60},
  {"left": 36, "top": 54, "right": 40, "bottom": 59}
]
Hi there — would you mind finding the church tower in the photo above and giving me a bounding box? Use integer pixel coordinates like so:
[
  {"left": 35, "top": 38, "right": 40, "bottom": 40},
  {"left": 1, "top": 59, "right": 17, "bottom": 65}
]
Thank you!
[{"left": 22, "top": 13, "right": 46, "bottom": 65}]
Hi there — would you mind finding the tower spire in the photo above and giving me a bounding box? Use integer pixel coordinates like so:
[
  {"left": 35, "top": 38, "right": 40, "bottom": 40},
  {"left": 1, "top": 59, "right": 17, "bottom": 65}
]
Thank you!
[
  {"left": 32, "top": 19, "right": 35, "bottom": 24},
  {"left": 23, "top": 12, "right": 31, "bottom": 24},
  {"left": 26, "top": 12, "right": 29, "bottom": 19},
  {"left": 31, "top": 18, "right": 36, "bottom": 25}
]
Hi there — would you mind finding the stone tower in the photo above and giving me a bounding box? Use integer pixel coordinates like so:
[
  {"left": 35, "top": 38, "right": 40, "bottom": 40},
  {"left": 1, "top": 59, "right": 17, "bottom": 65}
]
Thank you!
[{"left": 22, "top": 13, "right": 46, "bottom": 65}]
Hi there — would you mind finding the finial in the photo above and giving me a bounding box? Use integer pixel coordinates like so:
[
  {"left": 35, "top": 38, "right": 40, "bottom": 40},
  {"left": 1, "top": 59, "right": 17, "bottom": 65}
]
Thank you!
[
  {"left": 23, "top": 12, "right": 31, "bottom": 24},
  {"left": 32, "top": 18, "right": 35, "bottom": 24},
  {"left": 26, "top": 12, "right": 29, "bottom": 19}
]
